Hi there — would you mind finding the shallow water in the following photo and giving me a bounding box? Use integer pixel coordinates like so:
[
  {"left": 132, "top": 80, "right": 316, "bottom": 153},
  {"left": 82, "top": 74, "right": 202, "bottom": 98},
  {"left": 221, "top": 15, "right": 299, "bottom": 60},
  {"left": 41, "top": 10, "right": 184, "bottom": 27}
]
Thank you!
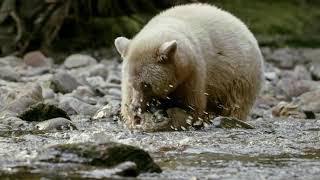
[{"left": 0, "top": 115, "right": 319, "bottom": 179}]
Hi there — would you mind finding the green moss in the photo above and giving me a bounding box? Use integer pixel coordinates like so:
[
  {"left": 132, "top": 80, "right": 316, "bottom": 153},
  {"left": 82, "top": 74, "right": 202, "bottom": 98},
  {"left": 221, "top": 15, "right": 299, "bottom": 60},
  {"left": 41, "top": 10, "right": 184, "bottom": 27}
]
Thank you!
[{"left": 210, "top": 0, "right": 320, "bottom": 47}]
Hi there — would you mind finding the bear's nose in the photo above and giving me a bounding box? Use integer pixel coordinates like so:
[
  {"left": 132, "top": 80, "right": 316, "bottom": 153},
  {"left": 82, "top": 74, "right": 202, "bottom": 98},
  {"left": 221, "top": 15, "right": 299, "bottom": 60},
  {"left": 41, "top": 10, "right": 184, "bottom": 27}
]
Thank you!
[{"left": 134, "top": 115, "right": 142, "bottom": 125}]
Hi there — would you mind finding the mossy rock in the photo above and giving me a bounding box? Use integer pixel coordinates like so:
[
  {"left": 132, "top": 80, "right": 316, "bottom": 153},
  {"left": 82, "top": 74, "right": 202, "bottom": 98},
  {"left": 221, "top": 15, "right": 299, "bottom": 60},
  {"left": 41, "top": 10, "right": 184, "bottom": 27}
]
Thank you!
[
  {"left": 18, "top": 102, "right": 70, "bottom": 122},
  {"left": 38, "top": 142, "right": 162, "bottom": 174}
]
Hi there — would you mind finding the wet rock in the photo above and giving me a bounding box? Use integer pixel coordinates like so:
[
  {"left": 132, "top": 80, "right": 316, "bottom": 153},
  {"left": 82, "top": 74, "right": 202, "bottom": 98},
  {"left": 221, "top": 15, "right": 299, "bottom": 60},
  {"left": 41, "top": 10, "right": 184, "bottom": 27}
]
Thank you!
[
  {"left": 23, "top": 51, "right": 50, "bottom": 67},
  {"left": 93, "top": 100, "right": 121, "bottom": 120},
  {"left": 50, "top": 72, "right": 80, "bottom": 94},
  {"left": 0, "top": 67, "right": 20, "bottom": 82},
  {"left": 108, "top": 88, "right": 121, "bottom": 97},
  {"left": 35, "top": 118, "right": 77, "bottom": 131},
  {"left": 85, "top": 76, "right": 105, "bottom": 88},
  {"left": 82, "top": 161, "right": 139, "bottom": 178},
  {"left": 88, "top": 64, "right": 109, "bottom": 78},
  {"left": 296, "top": 90, "right": 320, "bottom": 113},
  {"left": 42, "top": 88, "right": 55, "bottom": 99},
  {"left": 64, "top": 54, "right": 97, "bottom": 69},
  {"left": 59, "top": 96, "right": 98, "bottom": 116},
  {"left": 106, "top": 73, "right": 121, "bottom": 84},
  {"left": 1, "top": 117, "right": 29, "bottom": 130},
  {"left": 0, "top": 56, "right": 22, "bottom": 67},
  {"left": 18, "top": 102, "right": 70, "bottom": 122},
  {"left": 264, "top": 72, "right": 278, "bottom": 81},
  {"left": 37, "top": 142, "right": 162, "bottom": 173},
  {"left": 2, "top": 85, "right": 43, "bottom": 117},
  {"left": 310, "top": 62, "right": 320, "bottom": 80},
  {"left": 212, "top": 116, "right": 255, "bottom": 129}
]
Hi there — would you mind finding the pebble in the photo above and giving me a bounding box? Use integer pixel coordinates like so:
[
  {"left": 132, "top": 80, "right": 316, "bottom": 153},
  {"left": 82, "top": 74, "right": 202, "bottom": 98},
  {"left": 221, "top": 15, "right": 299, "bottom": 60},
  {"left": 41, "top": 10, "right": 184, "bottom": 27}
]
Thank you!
[
  {"left": 35, "top": 117, "right": 77, "bottom": 131},
  {"left": 23, "top": 51, "right": 50, "bottom": 67},
  {"left": 0, "top": 56, "right": 22, "bottom": 67},
  {"left": 296, "top": 90, "right": 320, "bottom": 113},
  {"left": 50, "top": 72, "right": 80, "bottom": 94},
  {"left": 212, "top": 116, "right": 255, "bottom": 129},
  {"left": 92, "top": 100, "right": 121, "bottom": 120},
  {"left": 64, "top": 54, "right": 97, "bottom": 69},
  {"left": 268, "top": 48, "right": 305, "bottom": 69},
  {"left": 310, "top": 62, "right": 320, "bottom": 80},
  {"left": 59, "top": 96, "right": 98, "bottom": 116},
  {"left": 0, "top": 66, "right": 20, "bottom": 82}
]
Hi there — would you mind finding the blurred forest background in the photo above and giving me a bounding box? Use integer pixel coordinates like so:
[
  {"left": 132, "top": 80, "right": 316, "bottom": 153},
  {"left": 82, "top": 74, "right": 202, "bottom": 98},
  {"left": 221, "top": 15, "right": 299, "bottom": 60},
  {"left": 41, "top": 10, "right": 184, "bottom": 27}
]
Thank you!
[{"left": 0, "top": 0, "right": 319, "bottom": 57}]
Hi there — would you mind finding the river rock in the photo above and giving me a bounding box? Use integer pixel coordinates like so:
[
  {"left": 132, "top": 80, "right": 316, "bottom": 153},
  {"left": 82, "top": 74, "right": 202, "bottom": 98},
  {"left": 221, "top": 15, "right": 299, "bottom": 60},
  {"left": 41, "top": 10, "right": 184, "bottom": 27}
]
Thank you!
[
  {"left": 18, "top": 102, "right": 70, "bottom": 122},
  {"left": 23, "top": 51, "right": 50, "bottom": 67},
  {"left": 35, "top": 117, "right": 77, "bottom": 131},
  {"left": 310, "top": 62, "right": 320, "bottom": 80},
  {"left": 268, "top": 48, "right": 305, "bottom": 69},
  {"left": 296, "top": 90, "right": 320, "bottom": 113},
  {"left": 92, "top": 100, "right": 121, "bottom": 120},
  {"left": 1, "top": 116, "right": 29, "bottom": 130},
  {"left": 59, "top": 96, "right": 98, "bottom": 116},
  {"left": 301, "top": 48, "right": 320, "bottom": 62},
  {"left": 277, "top": 78, "right": 320, "bottom": 99},
  {"left": 37, "top": 142, "right": 162, "bottom": 174},
  {"left": 212, "top": 116, "right": 255, "bottom": 129},
  {"left": 2, "top": 85, "right": 43, "bottom": 117},
  {"left": 0, "top": 66, "right": 20, "bottom": 82},
  {"left": 64, "top": 54, "right": 97, "bottom": 69},
  {"left": 0, "top": 56, "right": 22, "bottom": 67},
  {"left": 50, "top": 72, "right": 80, "bottom": 94}
]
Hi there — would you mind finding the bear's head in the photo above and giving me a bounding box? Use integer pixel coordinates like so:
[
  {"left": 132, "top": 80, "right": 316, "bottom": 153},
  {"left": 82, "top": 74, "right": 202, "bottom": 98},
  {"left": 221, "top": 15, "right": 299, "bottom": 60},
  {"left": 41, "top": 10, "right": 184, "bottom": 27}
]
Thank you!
[{"left": 115, "top": 37, "right": 178, "bottom": 114}]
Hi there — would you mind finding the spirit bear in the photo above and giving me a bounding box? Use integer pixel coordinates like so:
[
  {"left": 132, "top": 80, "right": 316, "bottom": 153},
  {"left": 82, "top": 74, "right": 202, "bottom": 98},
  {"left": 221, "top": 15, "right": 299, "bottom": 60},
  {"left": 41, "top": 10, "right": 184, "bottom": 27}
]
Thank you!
[{"left": 114, "top": 3, "right": 264, "bottom": 131}]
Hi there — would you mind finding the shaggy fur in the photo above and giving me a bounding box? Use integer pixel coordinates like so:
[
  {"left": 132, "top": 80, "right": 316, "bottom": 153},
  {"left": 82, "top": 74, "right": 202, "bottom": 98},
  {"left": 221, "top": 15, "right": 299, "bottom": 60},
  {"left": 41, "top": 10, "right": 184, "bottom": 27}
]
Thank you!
[{"left": 115, "top": 3, "right": 264, "bottom": 130}]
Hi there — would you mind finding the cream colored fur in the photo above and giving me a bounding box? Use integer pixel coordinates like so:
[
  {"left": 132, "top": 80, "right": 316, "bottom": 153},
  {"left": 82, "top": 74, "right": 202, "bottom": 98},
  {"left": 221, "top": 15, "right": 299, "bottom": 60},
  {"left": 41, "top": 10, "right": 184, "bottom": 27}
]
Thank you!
[{"left": 115, "top": 3, "right": 264, "bottom": 131}]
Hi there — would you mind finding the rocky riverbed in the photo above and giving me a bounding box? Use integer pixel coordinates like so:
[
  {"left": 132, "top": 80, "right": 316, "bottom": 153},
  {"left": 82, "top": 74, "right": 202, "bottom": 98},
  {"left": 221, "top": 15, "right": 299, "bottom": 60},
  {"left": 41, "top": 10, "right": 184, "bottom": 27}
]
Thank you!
[{"left": 0, "top": 47, "right": 319, "bottom": 179}]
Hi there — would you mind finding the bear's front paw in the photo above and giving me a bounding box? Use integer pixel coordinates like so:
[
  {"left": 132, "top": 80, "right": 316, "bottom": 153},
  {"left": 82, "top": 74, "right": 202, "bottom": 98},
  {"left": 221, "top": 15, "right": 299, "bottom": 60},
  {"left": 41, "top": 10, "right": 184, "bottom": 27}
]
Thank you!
[
  {"left": 125, "top": 111, "right": 172, "bottom": 132},
  {"left": 166, "top": 108, "right": 194, "bottom": 131}
]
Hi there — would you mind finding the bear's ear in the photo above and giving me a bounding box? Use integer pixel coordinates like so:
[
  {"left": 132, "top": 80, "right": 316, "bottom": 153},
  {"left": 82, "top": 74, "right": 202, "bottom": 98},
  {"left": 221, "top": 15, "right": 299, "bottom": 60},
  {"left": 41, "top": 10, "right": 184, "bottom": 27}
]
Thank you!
[
  {"left": 158, "top": 40, "right": 177, "bottom": 62},
  {"left": 114, "top": 37, "right": 131, "bottom": 57}
]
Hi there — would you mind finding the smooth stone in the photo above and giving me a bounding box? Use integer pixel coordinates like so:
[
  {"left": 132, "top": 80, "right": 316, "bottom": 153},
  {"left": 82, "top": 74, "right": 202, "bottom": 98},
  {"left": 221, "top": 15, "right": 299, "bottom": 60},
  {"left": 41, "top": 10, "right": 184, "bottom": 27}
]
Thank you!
[
  {"left": 104, "top": 83, "right": 121, "bottom": 89},
  {"left": 64, "top": 54, "right": 97, "bottom": 69},
  {"left": 301, "top": 48, "right": 320, "bottom": 62},
  {"left": 277, "top": 78, "right": 320, "bottom": 99},
  {"left": 0, "top": 66, "right": 20, "bottom": 82},
  {"left": 59, "top": 96, "right": 98, "bottom": 116},
  {"left": 264, "top": 72, "right": 278, "bottom": 81},
  {"left": 0, "top": 56, "right": 22, "bottom": 67},
  {"left": 35, "top": 117, "right": 77, "bottom": 131},
  {"left": 268, "top": 48, "right": 305, "bottom": 69},
  {"left": 212, "top": 116, "right": 255, "bottom": 129},
  {"left": 296, "top": 90, "right": 320, "bottom": 113},
  {"left": 106, "top": 73, "right": 121, "bottom": 84},
  {"left": 2, "top": 85, "right": 43, "bottom": 117},
  {"left": 37, "top": 142, "right": 162, "bottom": 173},
  {"left": 50, "top": 72, "right": 80, "bottom": 94},
  {"left": 18, "top": 102, "right": 70, "bottom": 122},
  {"left": 82, "top": 161, "right": 138, "bottom": 178},
  {"left": 86, "top": 76, "right": 105, "bottom": 88},
  {"left": 92, "top": 100, "right": 121, "bottom": 120},
  {"left": 108, "top": 88, "right": 121, "bottom": 97},
  {"left": 88, "top": 64, "right": 109, "bottom": 78},
  {"left": 310, "top": 62, "right": 320, "bottom": 80},
  {"left": 1, "top": 117, "right": 29, "bottom": 130},
  {"left": 23, "top": 51, "right": 50, "bottom": 67}
]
